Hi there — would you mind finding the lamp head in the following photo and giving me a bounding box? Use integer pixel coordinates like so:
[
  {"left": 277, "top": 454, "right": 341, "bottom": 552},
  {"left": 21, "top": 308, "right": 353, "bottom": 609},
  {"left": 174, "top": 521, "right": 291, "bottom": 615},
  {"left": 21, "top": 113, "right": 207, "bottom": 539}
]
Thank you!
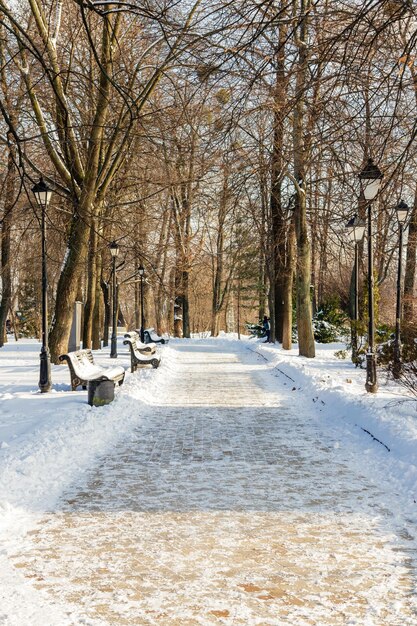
[
  {"left": 138, "top": 265, "right": 145, "bottom": 276},
  {"left": 358, "top": 158, "right": 383, "bottom": 201},
  {"left": 109, "top": 240, "right": 119, "bottom": 257},
  {"left": 345, "top": 214, "right": 366, "bottom": 243},
  {"left": 32, "top": 177, "right": 52, "bottom": 207},
  {"left": 396, "top": 199, "right": 410, "bottom": 226}
]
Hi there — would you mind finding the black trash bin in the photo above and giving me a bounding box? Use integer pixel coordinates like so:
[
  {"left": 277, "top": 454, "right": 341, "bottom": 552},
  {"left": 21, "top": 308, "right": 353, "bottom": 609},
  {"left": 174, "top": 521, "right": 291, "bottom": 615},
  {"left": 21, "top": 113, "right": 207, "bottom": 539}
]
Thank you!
[{"left": 88, "top": 380, "right": 115, "bottom": 406}]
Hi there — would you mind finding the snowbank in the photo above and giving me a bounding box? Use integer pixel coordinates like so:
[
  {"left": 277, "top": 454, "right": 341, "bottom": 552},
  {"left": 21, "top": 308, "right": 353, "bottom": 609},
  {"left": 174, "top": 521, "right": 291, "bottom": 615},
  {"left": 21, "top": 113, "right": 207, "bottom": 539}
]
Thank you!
[{"left": 254, "top": 340, "right": 417, "bottom": 507}]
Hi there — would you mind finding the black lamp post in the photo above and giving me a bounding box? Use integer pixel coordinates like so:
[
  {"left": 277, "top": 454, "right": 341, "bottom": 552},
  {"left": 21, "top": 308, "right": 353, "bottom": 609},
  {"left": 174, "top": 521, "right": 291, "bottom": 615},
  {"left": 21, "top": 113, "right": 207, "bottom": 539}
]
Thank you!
[
  {"left": 358, "top": 158, "right": 383, "bottom": 393},
  {"left": 138, "top": 265, "right": 145, "bottom": 343},
  {"left": 346, "top": 214, "right": 366, "bottom": 364},
  {"left": 32, "top": 178, "right": 53, "bottom": 393},
  {"left": 109, "top": 240, "right": 119, "bottom": 358},
  {"left": 393, "top": 199, "right": 410, "bottom": 379}
]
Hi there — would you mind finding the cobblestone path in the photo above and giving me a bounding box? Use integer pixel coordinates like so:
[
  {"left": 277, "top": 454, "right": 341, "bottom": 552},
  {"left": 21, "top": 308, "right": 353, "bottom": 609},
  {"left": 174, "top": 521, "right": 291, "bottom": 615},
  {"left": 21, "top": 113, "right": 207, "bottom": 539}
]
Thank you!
[{"left": 14, "top": 342, "right": 417, "bottom": 625}]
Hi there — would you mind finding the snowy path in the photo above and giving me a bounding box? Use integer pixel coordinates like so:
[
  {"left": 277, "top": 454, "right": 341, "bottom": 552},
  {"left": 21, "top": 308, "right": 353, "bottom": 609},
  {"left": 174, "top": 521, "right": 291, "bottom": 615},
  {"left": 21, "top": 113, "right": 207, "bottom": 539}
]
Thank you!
[{"left": 10, "top": 341, "right": 417, "bottom": 625}]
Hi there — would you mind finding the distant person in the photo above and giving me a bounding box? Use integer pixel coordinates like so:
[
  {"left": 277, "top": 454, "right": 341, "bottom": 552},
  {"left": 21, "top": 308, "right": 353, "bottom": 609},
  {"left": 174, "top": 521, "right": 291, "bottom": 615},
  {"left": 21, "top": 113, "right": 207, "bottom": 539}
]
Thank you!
[{"left": 262, "top": 315, "right": 270, "bottom": 342}]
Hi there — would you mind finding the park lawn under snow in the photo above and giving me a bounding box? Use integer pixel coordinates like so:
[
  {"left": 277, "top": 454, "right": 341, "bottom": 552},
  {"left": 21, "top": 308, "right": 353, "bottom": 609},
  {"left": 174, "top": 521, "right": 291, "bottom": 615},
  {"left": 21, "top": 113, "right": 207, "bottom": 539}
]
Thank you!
[{"left": 0, "top": 334, "right": 416, "bottom": 624}]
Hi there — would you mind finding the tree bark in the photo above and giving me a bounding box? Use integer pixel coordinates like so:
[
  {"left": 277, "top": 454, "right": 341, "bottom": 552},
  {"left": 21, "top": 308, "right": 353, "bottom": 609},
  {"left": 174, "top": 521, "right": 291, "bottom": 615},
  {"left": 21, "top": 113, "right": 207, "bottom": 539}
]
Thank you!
[
  {"left": 92, "top": 249, "right": 103, "bottom": 350},
  {"left": 0, "top": 144, "right": 17, "bottom": 346},
  {"left": 173, "top": 262, "right": 183, "bottom": 337},
  {"left": 404, "top": 187, "right": 417, "bottom": 321},
  {"left": 282, "top": 220, "right": 295, "bottom": 350},
  {"left": 270, "top": 5, "right": 288, "bottom": 344},
  {"left": 82, "top": 220, "right": 97, "bottom": 349},
  {"left": 49, "top": 199, "right": 93, "bottom": 361},
  {"left": 182, "top": 270, "right": 190, "bottom": 338},
  {"left": 211, "top": 172, "right": 230, "bottom": 337},
  {"left": 152, "top": 206, "right": 171, "bottom": 335},
  {"left": 293, "top": 0, "right": 315, "bottom": 358},
  {"left": 101, "top": 277, "right": 110, "bottom": 347}
]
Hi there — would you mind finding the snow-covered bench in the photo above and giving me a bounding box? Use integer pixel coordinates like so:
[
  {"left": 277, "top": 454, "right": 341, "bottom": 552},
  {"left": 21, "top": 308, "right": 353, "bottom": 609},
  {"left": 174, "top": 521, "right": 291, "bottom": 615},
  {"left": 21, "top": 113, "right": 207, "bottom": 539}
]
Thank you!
[
  {"left": 59, "top": 349, "right": 125, "bottom": 392},
  {"left": 123, "top": 337, "right": 160, "bottom": 373},
  {"left": 124, "top": 330, "right": 156, "bottom": 353},
  {"left": 143, "top": 327, "right": 169, "bottom": 345}
]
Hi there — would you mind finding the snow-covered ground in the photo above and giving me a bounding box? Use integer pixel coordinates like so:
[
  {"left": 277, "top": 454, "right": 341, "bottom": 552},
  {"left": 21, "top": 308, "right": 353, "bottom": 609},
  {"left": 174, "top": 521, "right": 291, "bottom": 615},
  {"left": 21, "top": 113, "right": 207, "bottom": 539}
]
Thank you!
[
  {"left": 0, "top": 337, "right": 174, "bottom": 624},
  {"left": 0, "top": 335, "right": 416, "bottom": 625},
  {"left": 255, "top": 339, "right": 417, "bottom": 505}
]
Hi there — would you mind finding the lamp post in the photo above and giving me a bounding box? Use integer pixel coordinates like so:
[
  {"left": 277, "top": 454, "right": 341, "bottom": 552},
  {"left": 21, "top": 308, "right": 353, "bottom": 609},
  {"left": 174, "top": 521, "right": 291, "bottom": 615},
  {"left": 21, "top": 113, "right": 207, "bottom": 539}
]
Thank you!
[
  {"left": 32, "top": 178, "right": 53, "bottom": 393},
  {"left": 138, "top": 265, "right": 145, "bottom": 343},
  {"left": 393, "top": 199, "right": 410, "bottom": 379},
  {"left": 358, "top": 158, "right": 383, "bottom": 393},
  {"left": 109, "top": 240, "right": 119, "bottom": 358},
  {"left": 346, "top": 214, "right": 366, "bottom": 364}
]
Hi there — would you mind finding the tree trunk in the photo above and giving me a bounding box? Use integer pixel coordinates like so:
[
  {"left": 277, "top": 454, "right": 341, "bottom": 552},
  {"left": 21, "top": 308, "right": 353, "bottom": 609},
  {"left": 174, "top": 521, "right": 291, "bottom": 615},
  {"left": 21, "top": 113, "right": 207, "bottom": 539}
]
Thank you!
[
  {"left": 174, "top": 309, "right": 183, "bottom": 337},
  {"left": 258, "top": 247, "right": 266, "bottom": 322},
  {"left": 168, "top": 267, "right": 175, "bottom": 336},
  {"left": 270, "top": 9, "right": 288, "bottom": 344},
  {"left": 403, "top": 62, "right": 417, "bottom": 321},
  {"left": 211, "top": 171, "right": 233, "bottom": 337},
  {"left": 154, "top": 209, "right": 171, "bottom": 335},
  {"left": 293, "top": 0, "right": 315, "bottom": 358},
  {"left": 82, "top": 220, "right": 97, "bottom": 349},
  {"left": 92, "top": 250, "right": 103, "bottom": 349},
  {"left": 171, "top": 186, "right": 192, "bottom": 339},
  {"left": 294, "top": 191, "right": 315, "bottom": 357},
  {"left": 0, "top": 145, "right": 16, "bottom": 346},
  {"left": 182, "top": 270, "right": 190, "bottom": 338},
  {"left": 258, "top": 180, "right": 267, "bottom": 325},
  {"left": 282, "top": 220, "right": 295, "bottom": 350},
  {"left": 211, "top": 233, "right": 224, "bottom": 337},
  {"left": 404, "top": 187, "right": 417, "bottom": 320},
  {"left": 49, "top": 206, "right": 91, "bottom": 361},
  {"left": 211, "top": 310, "right": 220, "bottom": 337},
  {"left": 174, "top": 264, "right": 183, "bottom": 337}
]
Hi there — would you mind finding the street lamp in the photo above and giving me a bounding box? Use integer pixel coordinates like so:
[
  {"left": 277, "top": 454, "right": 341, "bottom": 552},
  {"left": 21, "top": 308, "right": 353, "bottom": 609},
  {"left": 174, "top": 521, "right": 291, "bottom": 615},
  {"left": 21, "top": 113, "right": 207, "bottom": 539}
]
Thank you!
[
  {"left": 32, "top": 177, "right": 53, "bottom": 393},
  {"left": 346, "top": 214, "right": 366, "bottom": 364},
  {"left": 393, "top": 199, "right": 410, "bottom": 379},
  {"left": 358, "top": 157, "right": 383, "bottom": 393},
  {"left": 109, "top": 240, "right": 119, "bottom": 358},
  {"left": 138, "top": 264, "right": 145, "bottom": 343}
]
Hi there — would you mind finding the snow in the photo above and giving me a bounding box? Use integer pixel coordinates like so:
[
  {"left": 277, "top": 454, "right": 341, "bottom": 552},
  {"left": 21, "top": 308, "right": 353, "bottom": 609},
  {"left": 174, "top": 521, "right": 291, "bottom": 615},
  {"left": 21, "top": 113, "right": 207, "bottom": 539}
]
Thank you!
[
  {"left": 0, "top": 335, "right": 416, "bottom": 624},
  {"left": 255, "top": 340, "right": 417, "bottom": 506}
]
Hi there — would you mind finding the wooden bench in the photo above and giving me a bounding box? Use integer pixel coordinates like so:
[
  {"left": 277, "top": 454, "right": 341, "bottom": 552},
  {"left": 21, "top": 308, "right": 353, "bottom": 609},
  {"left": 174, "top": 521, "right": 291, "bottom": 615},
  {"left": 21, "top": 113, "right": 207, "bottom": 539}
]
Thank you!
[
  {"left": 123, "top": 337, "right": 160, "bottom": 373},
  {"left": 59, "top": 349, "right": 125, "bottom": 392},
  {"left": 143, "top": 328, "right": 169, "bottom": 345},
  {"left": 124, "top": 330, "right": 157, "bottom": 354}
]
